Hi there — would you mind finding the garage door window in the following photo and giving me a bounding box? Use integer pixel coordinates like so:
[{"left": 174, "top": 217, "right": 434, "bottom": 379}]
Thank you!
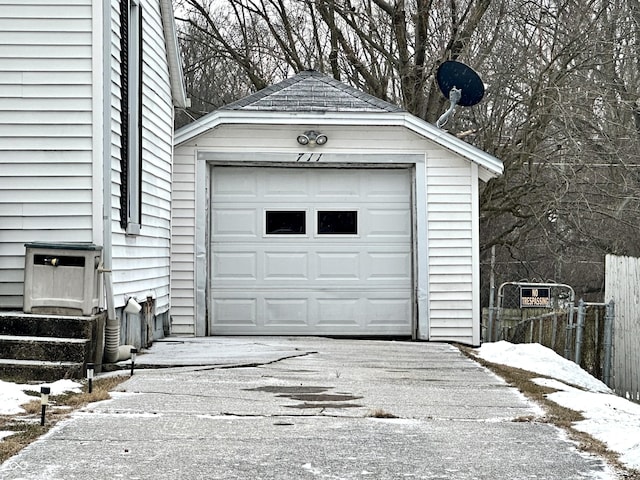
[
  {"left": 265, "top": 210, "right": 306, "bottom": 234},
  {"left": 317, "top": 211, "right": 358, "bottom": 235}
]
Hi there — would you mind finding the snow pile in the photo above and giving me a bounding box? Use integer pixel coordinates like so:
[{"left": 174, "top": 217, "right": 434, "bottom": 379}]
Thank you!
[
  {"left": 476, "top": 341, "right": 611, "bottom": 393},
  {"left": 0, "top": 379, "right": 82, "bottom": 415},
  {"left": 0, "top": 381, "right": 33, "bottom": 415},
  {"left": 475, "top": 341, "right": 640, "bottom": 470}
]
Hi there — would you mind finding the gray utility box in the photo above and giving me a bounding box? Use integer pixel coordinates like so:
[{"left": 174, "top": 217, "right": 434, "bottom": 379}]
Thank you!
[{"left": 23, "top": 243, "right": 103, "bottom": 316}]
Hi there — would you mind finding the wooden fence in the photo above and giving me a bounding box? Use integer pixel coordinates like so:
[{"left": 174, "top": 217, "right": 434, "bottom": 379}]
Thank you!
[{"left": 604, "top": 254, "right": 640, "bottom": 402}]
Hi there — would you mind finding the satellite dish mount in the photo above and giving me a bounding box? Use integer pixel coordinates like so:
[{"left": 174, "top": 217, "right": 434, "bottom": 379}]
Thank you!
[{"left": 435, "top": 61, "right": 485, "bottom": 128}]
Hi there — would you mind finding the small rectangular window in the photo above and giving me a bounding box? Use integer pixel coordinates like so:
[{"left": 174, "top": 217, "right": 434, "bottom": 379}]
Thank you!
[
  {"left": 266, "top": 211, "right": 306, "bottom": 234},
  {"left": 317, "top": 211, "right": 358, "bottom": 235}
]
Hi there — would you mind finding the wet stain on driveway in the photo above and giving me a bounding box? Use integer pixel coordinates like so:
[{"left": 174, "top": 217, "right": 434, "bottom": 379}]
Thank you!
[{"left": 245, "top": 385, "right": 363, "bottom": 409}]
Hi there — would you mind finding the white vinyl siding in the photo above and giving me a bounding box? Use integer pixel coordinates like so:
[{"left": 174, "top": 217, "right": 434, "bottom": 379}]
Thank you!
[
  {"left": 170, "top": 125, "right": 425, "bottom": 335},
  {"left": 172, "top": 122, "right": 485, "bottom": 343},
  {"left": 109, "top": 0, "right": 174, "bottom": 313},
  {"left": 0, "top": 1, "right": 93, "bottom": 309},
  {"left": 427, "top": 157, "right": 476, "bottom": 344},
  {"left": 170, "top": 151, "right": 197, "bottom": 335}
]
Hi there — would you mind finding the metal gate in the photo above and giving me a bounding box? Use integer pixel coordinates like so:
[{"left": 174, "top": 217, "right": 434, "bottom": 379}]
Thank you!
[{"left": 486, "top": 281, "right": 613, "bottom": 385}]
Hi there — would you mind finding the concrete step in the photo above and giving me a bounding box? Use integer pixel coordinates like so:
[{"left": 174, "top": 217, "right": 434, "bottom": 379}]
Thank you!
[
  {"left": 0, "top": 335, "right": 90, "bottom": 364},
  {"left": 0, "top": 312, "right": 100, "bottom": 339},
  {"left": 0, "top": 312, "right": 106, "bottom": 380},
  {"left": 0, "top": 358, "right": 83, "bottom": 382}
]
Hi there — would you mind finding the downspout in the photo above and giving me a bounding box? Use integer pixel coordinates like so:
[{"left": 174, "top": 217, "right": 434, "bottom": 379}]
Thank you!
[{"left": 101, "top": 0, "right": 133, "bottom": 363}]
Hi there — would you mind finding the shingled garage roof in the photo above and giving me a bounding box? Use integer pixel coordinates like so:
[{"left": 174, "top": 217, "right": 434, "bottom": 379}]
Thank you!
[
  {"left": 175, "top": 70, "right": 503, "bottom": 178},
  {"left": 220, "top": 70, "right": 404, "bottom": 113}
]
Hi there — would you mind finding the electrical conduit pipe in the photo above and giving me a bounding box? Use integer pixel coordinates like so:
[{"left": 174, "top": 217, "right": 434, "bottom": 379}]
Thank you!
[{"left": 101, "top": 268, "right": 135, "bottom": 363}]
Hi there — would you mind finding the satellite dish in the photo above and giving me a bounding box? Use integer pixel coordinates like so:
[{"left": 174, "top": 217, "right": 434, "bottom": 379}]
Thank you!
[{"left": 435, "top": 60, "right": 485, "bottom": 128}]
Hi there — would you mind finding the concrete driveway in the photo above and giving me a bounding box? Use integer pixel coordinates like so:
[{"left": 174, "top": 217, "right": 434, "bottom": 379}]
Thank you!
[{"left": 0, "top": 337, "right": 615, "bottom": 479}]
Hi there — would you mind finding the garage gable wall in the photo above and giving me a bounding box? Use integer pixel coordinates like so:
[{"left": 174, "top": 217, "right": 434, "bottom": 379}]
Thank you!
[
  {"left": 171, "top": 124, "right": 429, "bottom": 336},
  {"left": 171, "top": 123, "right": 479, "bottom": 343}
]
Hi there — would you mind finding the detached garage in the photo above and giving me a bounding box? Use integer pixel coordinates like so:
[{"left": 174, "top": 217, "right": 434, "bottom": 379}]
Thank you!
[{"left": 171, "top": 70, "right": 503, "bottom": 345}]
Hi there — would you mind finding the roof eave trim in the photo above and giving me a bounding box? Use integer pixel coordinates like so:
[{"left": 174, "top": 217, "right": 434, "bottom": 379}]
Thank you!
[
  {"left": 401, "top": 115, "right": 504, "bottom": 177},
  {"left": 160, "top": 0, "right": 187, "bottom": 109},
  {"left": 174, "top": 110, "right": 503, "bottom": 176}
]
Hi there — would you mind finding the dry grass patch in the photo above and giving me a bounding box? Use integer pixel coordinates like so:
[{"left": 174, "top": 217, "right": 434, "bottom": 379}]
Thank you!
[
  {"left": 366, "top": 408, "right": 399, "bottom": 419},
  {"left": 458, "top": 345, "right": 640, "bottom": 480},
  {"left": 0, "top": 375, "right": 128, "bottom": 465}
]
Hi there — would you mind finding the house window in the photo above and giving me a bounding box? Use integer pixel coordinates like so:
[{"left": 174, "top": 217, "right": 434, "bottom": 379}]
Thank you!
[
  {"left": 118, "top": 0, "right": 143, "bottom": 234},
  {"left": 317, "top": 211, "right": 358, "bottom": 234},
  {"left": 265, "top": 211, "right": 306, "bottom": 235}
]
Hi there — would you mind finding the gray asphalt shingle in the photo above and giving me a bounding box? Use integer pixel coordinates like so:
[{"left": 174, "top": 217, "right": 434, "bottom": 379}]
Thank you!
[{"left": 221, "top": 70, "right": 404, "bottom": 113}]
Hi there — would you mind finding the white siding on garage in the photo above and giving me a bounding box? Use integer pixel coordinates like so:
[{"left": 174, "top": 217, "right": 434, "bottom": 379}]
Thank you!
[
  {"left": 426, "top": 156, "right": 476, "bottom": 344},
  {"left": 169, "top": 150, "right": 197, "bottom": 335},
  {"left": 170, "top": 125, "right": 426, "bottom": 336},
  {"left": 0, "top": 1, "right": 93, "bottom": 309},
  {"left": 172, "top": 121, "right": 485, "bottom": 342},
  {"left": 109, "top": 0, "right": 174, "bottom": 313}
]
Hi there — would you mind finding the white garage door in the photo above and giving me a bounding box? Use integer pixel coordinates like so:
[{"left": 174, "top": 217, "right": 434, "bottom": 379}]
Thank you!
[{"left": 209, "top": 166, "right": 413, "bottom": 335}]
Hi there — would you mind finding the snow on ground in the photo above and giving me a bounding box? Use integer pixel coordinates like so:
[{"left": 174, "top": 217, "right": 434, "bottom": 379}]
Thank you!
[
  {"left": 0, "top": 379, "right": 82, "bottom": 415},
  {"left": 475, "top": 341, "right": 640, "bottom": 470},
  {"left": 475, "top": 341, "right": 611, "bottom": 393}
]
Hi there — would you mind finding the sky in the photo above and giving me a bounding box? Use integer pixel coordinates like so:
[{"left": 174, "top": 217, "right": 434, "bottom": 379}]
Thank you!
[{"left": 0, "top": 342, "right": 638, "bottom": 472}]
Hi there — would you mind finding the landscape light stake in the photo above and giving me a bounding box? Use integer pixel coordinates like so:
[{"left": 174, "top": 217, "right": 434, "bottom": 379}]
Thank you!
[
  {"left": 40, "top": 386, "right": 51, "bottom": 426},
  {"left": 86, "top": 363, "right": 95, "bottom": 393},
  {"left": 130, "top": 348, "right": 138, "bottom": 376}
]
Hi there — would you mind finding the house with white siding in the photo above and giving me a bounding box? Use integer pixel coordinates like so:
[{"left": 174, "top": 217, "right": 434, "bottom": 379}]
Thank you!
[
  {"left": 0, "top": 0, "right": 187, "bottom": 348},
  {"left": 171, "top": 70, "right": 503, "bottom": 346}
]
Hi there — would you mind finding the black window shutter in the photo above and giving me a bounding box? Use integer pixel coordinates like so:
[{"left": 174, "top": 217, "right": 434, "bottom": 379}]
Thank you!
[{"left": 118, "top": 0, "right": 129, "bottom": 230}]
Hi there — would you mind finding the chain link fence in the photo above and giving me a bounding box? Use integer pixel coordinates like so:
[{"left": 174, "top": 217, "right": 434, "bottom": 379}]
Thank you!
[{"left": 484, "top": 282, "right": 613, "bottom": 384}]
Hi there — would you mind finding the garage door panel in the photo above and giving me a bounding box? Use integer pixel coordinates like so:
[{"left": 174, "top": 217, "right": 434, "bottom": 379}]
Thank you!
[
  {"left": 366, "top": 297, "right": 412, "bottom": 326},
  {"left": 212, "top": 169, "right": 258, "bottom": 198},
  {"left": 209, "top": 167, "right": 413, "bottom": 335},
  {"left": 316, "top": 171, "right": 361, "bottom": 197},
  {"left": 264, "top": 170, "right": 310, "bottom": 197},
  {"left": 365, "top": 209, "right": 411, "bottom": 238},
  {"left": 316, "top": 252, "right": 360, "bottom": 280},
  {"left": 316, "top": 297, "right": 362, "bottom": 326},
  {"left": 365, "top": 170, "right": 411, "bottom": 199},
  {"left": 264, "top": 298, "right": 309, "bottom": 326},
  {"left": 212, "top": 252, "right": 257, "bottom": 280},
  {"left": 366, "top": 252, "right": 412, "bottom": 280},
  {"left": 211, "top": 291, "right": 412, "bottom": 333},
  {"left": 264, "top": 252, "right": 309, "bottom": 280},
  {"left": 212, "top": 298, "right": 257, "bottom": 326},
  {"left": 211, "top": 209, "right": 258, "bottom": 237}
]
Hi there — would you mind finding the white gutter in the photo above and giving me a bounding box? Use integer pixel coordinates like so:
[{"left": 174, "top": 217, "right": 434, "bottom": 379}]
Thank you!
[
  {"left": 174, "top": 110, "right": 503, "bottom": 177},
  {"left": 160, "top": 0, "right": 188, "bottom": 108}
]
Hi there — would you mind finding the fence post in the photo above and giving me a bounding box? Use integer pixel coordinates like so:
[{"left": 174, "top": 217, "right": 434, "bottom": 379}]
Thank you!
[
  {"left": 538, "top": 317, "right": 543, "bottom": 344},
  {"left": 551, "top": 313, "right": 558, "bottom": 350},
  {"left": 564, "top": 302, "right": 574, "bottom": 360},
  {"left": 574, "top": 299, "right": 586, "bottom": 365},
  {"left": 487, "top": 246, "right": 496, "bottom": 342},
  {"left": 603, "top": 300, "right": 614, "bottom": 388}
]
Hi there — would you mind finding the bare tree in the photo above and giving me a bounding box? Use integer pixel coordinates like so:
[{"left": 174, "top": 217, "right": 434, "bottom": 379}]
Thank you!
[{"left": 175, "top": 0, "right": 640, "bottom": 300}]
